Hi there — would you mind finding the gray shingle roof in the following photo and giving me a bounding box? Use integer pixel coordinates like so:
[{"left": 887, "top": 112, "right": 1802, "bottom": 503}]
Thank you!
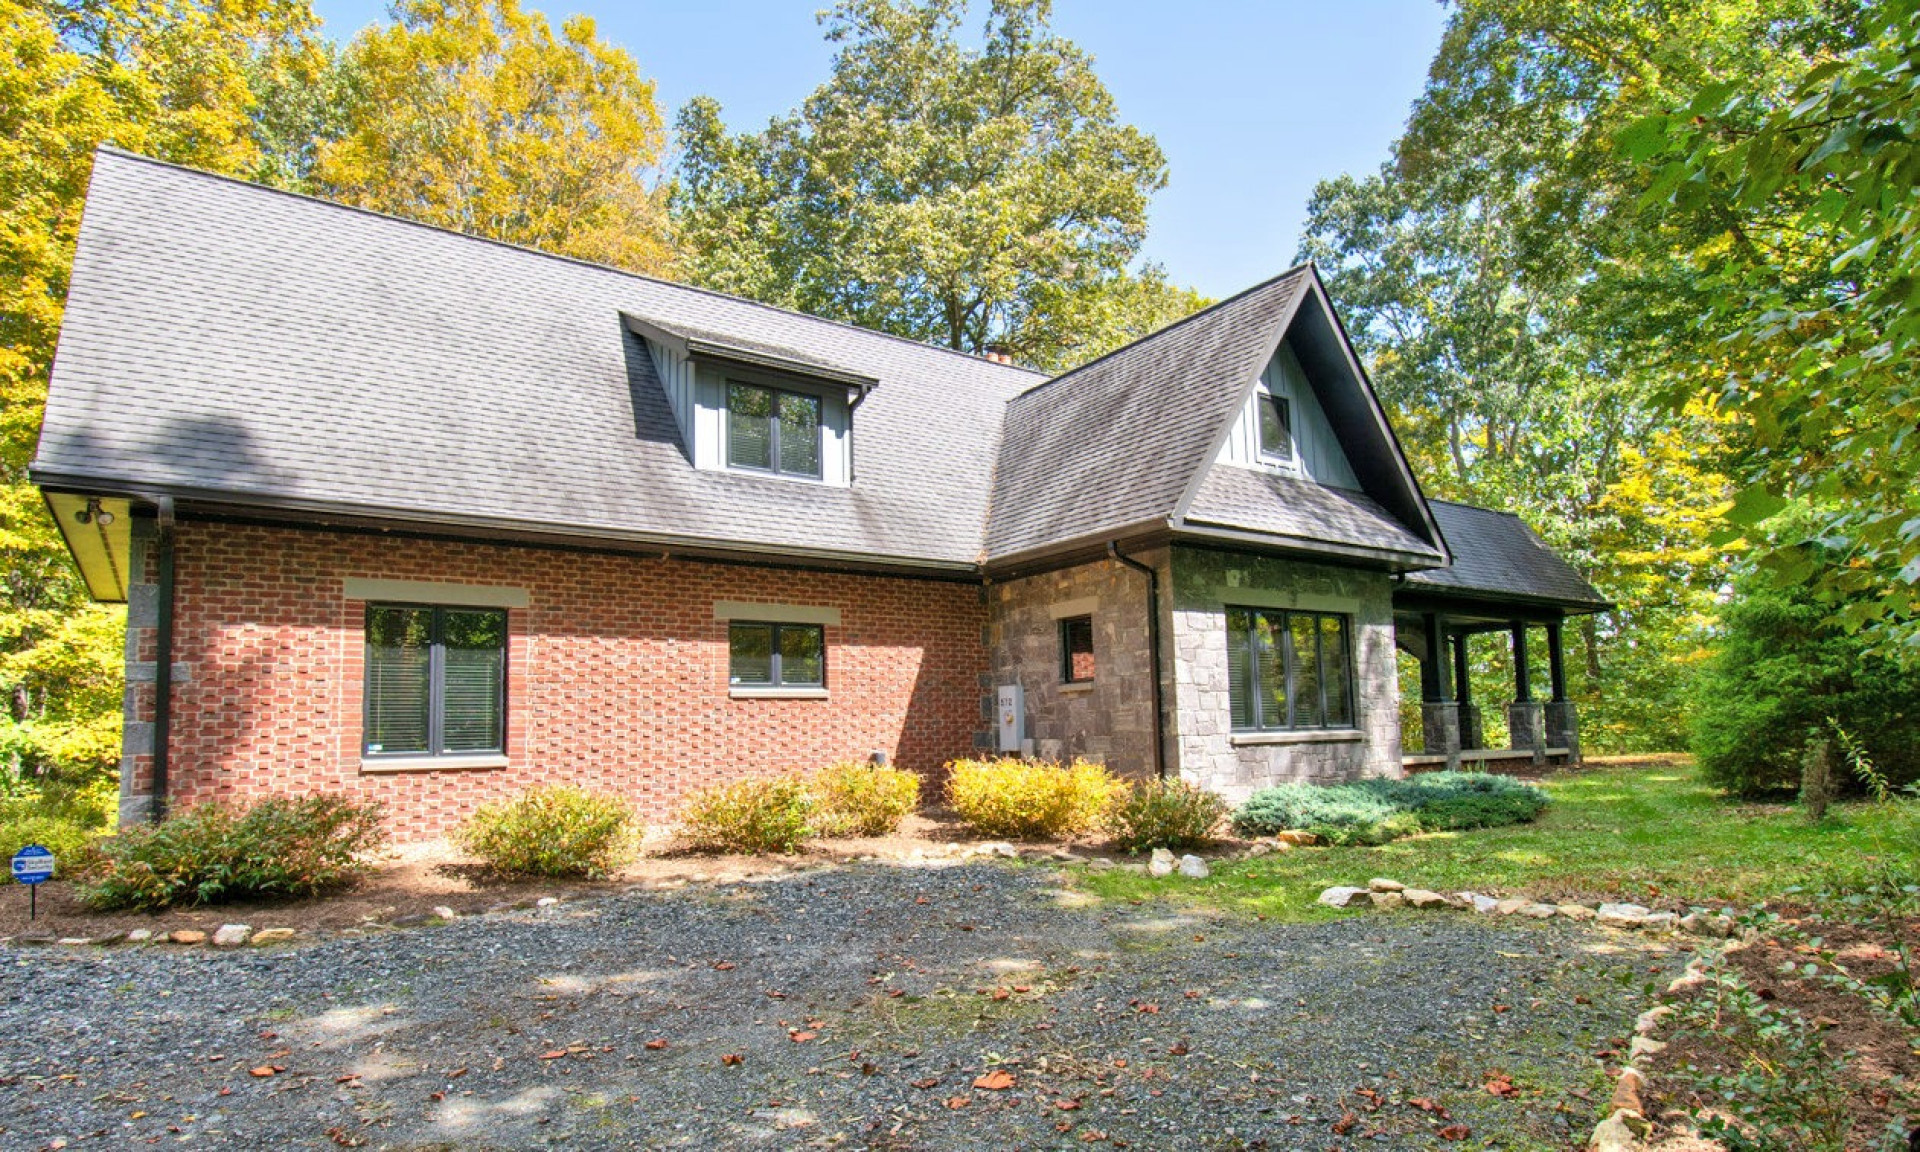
[
  {"left": 1183, "top": 467, "right": 1441, "bottom": 561},
  {"left": 35, "top": 150, "right": 1038, "bottom": 569},
  {"left": 985, "top": 269, "right": 1312, "bottom": 560},
  {"left": 1404, "top": 500, "right": 1609, "bottom": 609}
]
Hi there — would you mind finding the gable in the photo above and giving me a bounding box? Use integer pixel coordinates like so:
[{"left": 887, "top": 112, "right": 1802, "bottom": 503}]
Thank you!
[{"left": 1213, "top": 341, "right": 1360, "bottom": 488}]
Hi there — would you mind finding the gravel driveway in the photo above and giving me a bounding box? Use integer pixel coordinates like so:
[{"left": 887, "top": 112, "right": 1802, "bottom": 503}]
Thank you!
[{"left": 0, "top": 862, "right": 1677, "bottom": 1150}]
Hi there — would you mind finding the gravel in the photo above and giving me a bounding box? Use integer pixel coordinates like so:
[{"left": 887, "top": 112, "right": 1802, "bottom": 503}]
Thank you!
[{"left": 0, "top": 862, "right": 1680, "bottom": 1149}]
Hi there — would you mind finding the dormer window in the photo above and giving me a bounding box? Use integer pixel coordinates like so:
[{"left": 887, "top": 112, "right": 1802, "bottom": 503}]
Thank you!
[
  {"left": 1258, "top": 391, "right": 1293, "bottom": 465},
  {"left": 727, "top": 382, "right": 822, "bottom": 479}
]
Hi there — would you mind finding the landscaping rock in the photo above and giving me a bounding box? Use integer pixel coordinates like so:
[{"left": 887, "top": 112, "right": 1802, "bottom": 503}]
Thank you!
[
  {"left": 1519, "top": 903, "right": 1559, "bottom": 919},
  {"left": 431, "top": 906, "right": 458, "bottom": 921},
  {"left": 1087, "top": 858, "right": 1116, "bottom": 873},
  {"left": 1641, "top": 912, "right": 1678, "bottom": 933},
  {"left": 1589, "top": 1108, "right": 1648, "bottom": 1151},
  {"left": 1634, "top": 1006, "right": 1672, "bottom": 1036},
  {"left": 168, "top": 930, "right": 207, "bottom": 946},
  {"left": 975, "top": 842, "right": 1018, "bottom": 859},
  {"left": 536, "top": 896, "right": 561, "bottom": 909},
  {"left": 1597, "top": 903, "right": 1651, "bottom": 928},
  {"left": 1315, "top": 886, "right": 1373, "bottom": 909},
  {"left": 124, "top": 929, "right": 154, "bottom": 944},
  {"left": 1403, "top": 889, "right": 1451, "bottom": 909},
  {"left": 15, "top": 934, "right": 54, "bottom": 946},
  {"left": 1495, "top": 897, "right": 1530, "bottom": 915},
  {"left": 1367, "top": 878, "right": 1405, "bottom": 893},
  {"left": 1459, "top": 892, "right": 1500, "bottom": 914},
  {"left": 1627, "top": 1036, "right": 1666, "bottom": 1063},
  {"left": 1610, "top": 1066, "right": 1646, "bottom": 1116},
  {"left": 57, "top": 938, "right": 92, "bottom": 947},
  {"left": 251, "top": 928, "right": 297, "bottom": 946},
  {"left": 1371, "top": 891, "right": 1405, "bottom": 910},
  {"left": 1148, "top": 849, "right": 1176, "bottom": 878},
  {"left": 212, "top": 925, "right": 252, "bottom": 948},
  {"left": 1557, "top": 904, "right": 1596, "bottom": 922},
  {"left": 1176, "top": 854, "right": 1210, "bottom": 879},
  {"left": 1270, "top": 830, "right": 1318, "bottom": 846}
]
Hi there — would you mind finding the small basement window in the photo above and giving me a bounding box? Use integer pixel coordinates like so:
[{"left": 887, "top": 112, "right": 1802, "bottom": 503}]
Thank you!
[
  {"left": 1059, "top": 615, "right": 1095, "bottom": 683},
  {"left": 364, "top": 604, "right": 506, "bottom": 758},
  {"left": 1257, "top": 391, "right": 1293, "bottom": 464},
  {"left": 729, "top": 621, "right": 825, "bottom": 688},
  {"left": 727, "top": 381, "right": 822, "bottom": 479}
]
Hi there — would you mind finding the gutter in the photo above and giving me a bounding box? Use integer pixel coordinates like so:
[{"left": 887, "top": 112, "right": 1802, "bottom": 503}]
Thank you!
[
  {"left": 1108, "top": 541, "right": 1167, "bottom": 781},
  {"left": 150, "top": 496, "right": 176, "bottom": 820}
]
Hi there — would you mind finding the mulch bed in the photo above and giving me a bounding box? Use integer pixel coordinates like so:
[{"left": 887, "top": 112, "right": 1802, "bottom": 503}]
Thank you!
[{"left": 1647, "top": 911, "right": 1920, "bottom": 1145}]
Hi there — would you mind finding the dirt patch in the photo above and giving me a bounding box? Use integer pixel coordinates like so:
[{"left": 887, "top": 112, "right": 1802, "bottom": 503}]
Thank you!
[
  {"left": 1646, "top": 914, "right": 1920, "bottom": 1144},
  {"left": 0, "top": 807, "right": 1174, "bottom": 941}
]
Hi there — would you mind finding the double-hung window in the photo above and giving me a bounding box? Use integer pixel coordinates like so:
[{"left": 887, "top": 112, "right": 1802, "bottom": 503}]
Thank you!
[
  {"left": 364, "top": 605, "right": 507, "bottom": 758},
  {"left": 727, "top": 381, "right": 822, "bottom": 479},
  {"left": 728, "top": 621, "right": 825, "bottom": 688},
  {"left": 1225, "top": 607, "right": 1353, "bottom": 731}
]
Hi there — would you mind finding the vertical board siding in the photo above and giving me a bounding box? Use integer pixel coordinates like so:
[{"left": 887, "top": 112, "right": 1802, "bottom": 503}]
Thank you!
[
  {"left": 645, "top": 337, "right": 697, "bottom": 447},
  {"left": 691, "top": 364, "right": 852, "bottom": 486},
  {"left": 1214, "top": 341, "right": 1361, "bottom": 489}
]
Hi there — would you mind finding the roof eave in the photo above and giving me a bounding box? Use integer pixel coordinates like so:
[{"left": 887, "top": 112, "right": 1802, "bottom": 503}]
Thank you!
[{"left": 1172, "top": 521, "right": 1448, "bottom": 572}]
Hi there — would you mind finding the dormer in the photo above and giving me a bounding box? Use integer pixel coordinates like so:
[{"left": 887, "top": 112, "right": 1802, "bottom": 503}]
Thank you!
[
  {"left": 622, "top": 313, "right": 877, "bottom": 487},
  {"left": 1213, "top": 340, "right": 1360, "bottom": 489}
]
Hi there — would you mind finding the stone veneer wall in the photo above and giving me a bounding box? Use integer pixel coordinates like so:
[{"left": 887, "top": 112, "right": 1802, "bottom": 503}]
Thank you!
[
  {"left": 985, "top": 553, "right": 1164, "bottom": 780},
  {"left": 1167, "top": 546, "right": 1401, "bottom": 802}
]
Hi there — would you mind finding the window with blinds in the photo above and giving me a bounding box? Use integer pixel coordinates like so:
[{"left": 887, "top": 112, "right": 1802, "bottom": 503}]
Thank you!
[
  {"left": 364, "top": 605, "right": 506, "bottom": 758},
  {"left": 727, "top": 381, "right": 823, "bottom": 479},
  {"left": 1225, "top": 607, "right": 1354, "bottom": 731},
  {"left": 728, "top": 622, "right": 825, "bottom": 687}
]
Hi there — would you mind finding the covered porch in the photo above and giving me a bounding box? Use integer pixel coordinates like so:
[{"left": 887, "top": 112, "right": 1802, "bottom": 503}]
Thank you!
[{"left": 1391, "top": 501, "right": 1612, "bottom": 772}]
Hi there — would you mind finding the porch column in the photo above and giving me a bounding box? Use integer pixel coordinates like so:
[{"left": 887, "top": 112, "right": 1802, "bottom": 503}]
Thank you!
[
  {"left": 1508, "top": 622, "right": 1546, "bottom": 765},
  {"left": 1452, "top": 631, "right": 1483, "bottom": 752},
  {"left": 1419, "top": 612, "right": 1460, "bottom": 769},
  {"left": 1544, "top": 620, "right": 1581, "bottom": 763}
]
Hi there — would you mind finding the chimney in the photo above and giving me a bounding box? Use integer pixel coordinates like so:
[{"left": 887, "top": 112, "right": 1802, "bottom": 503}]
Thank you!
[{"left": 982, "top": 344, "right": 1015, "bottom": 366}]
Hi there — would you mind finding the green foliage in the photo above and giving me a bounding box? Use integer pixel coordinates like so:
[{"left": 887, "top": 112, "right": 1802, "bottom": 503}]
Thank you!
[
  {"left": 1103, "top": 779, "right": 1227, "bottom": 854},
  {"left": 1692, "top": 570, "right": 1920, "bottom": 797},
  {"left": 679, "top": 776, "right": 816, "bottom": 855},
  {"left": 1627, "top": 0, "right": 1920, "bottom": 659},
  {"left": 670, "top": 0, "right": 1200, "bottom": 371},
  {"left": 808, "top": 761, "right": 920, "bottom": 838},
  {"left": 944, "top": 756, "right": 1123, "bottom": 840},
  {"left": 0, "top": 792, "right": 106, "bottom": 884},
  {"left": 454, "top": 786, "right": 639, "bottom": 878},
  {"left": 1231, "top": 771, "right": 1548, "bottom": 846},
  {"left": 80, "top": 795, "right": 385, "bottom": 911}
]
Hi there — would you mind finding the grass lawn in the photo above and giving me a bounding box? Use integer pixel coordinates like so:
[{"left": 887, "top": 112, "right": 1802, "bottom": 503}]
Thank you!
[{"left": 1081, "top": 759, "right": 1920, "bottom": 921}]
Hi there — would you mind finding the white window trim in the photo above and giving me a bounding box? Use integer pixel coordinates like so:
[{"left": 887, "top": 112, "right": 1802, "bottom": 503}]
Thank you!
[
  {"left": 1255, "top": 386, "right": 1299, "bottom": 473},
  {"left": 729, "top": 686, "right": 830, "bottom": 700},
  {"left": 344, "top": 578, "right": 528, "bottom": 609},
  {"left": 712, "top": 601, "right": 841, "bottom": 626},
  {"left": 1047, "top": 596, "right": 1099, "bottom": 621},
  {"left": 360, "top": 753, "right": 509, "bottom": 773}
]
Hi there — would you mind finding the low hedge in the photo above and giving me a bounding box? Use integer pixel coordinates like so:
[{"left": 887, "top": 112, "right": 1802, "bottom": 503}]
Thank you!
[
  {"left": 945, "top": 757, "right": 1123, "bottom": 840},
  {"left": 1105, "top": 779, "right": 1227, "bottom": 853},
  {"left": 1231, "top": 771, "right": 1548, "bottom": 846},
  {"left": 680, "top": 776, "right": 816, "bottom": 854},
  {"left": 456, "top": 786, "right": 639, "bottom": 878},
  {"left": 810, "top": 761, "right": 920, "bottom": 837}
]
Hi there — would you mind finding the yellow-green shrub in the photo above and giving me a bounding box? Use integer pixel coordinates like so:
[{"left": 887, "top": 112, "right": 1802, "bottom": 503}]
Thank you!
[
  {"left": 681, "top": 775, "right": 815, "bottom": 854},
  {"left": 944, "top": 757, "right": 1123, "bottom": 840},
  {"left": 455, "top": 786, "right": 639, "bottom": 878},
  {"left": 809, "top": 761, "right": 920, "bottom": 837},
  {"left": 1104, "top": 778, "right": 1228, "bottom": 853}
]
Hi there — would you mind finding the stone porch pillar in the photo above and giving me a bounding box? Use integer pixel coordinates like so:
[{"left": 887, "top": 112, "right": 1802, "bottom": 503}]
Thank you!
[
  {"left": 1544, "top": 620, "right": 1581, "bottom": 762},
  {"left": 1452, "top": 631, "right": 1483, "bottom": 752},
  {"left": 1419, "top": 611, "right": 1461, "bottom": 769},
  {"left": 1508, "top": 622, "right": 1545, "bottom": 765}
]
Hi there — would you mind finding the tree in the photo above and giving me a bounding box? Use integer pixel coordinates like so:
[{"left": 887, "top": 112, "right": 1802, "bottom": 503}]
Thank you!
[
  {"left": 312, "top": 0, "right": 674, "bottom": 275},
  {"left": 1624, "top": 0, "right": 1919, "bottom": 661},
  {"left": 0, "top": 0, "right": 325, "bottom": 790},
  {"left": 671, "top": 0, "right": 1189, "bottom": 370}
]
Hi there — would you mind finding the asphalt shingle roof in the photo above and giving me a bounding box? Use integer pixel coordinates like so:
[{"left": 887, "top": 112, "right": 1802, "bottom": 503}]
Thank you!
[
  {"left": 1183, "top": 467, "right": 1441, "bottom": 560},
  {"left": 1405, "top": 500, "right": 1609, "bottom": 609},
  {"left": 36, "top": 150, "right": 1038, "bottom": 568},
  {"left": 985, "top": 270, "right": 1313, "bottom": 560}
]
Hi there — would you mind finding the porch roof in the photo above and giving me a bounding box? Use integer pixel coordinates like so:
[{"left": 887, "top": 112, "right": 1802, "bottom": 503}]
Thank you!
[{"left": 1399, "top": 500, "right": 1610, "bottom": 615}]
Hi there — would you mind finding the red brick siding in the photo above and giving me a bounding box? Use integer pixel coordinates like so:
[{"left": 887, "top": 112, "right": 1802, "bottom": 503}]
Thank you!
[{"left": 158, "top": 522, "right": 987, "bottom": 840}]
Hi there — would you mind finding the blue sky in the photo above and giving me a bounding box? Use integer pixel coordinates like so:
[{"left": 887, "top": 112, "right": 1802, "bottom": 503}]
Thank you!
[{"left": 308, "top": 1, "right": 1449, "bottom": 300}]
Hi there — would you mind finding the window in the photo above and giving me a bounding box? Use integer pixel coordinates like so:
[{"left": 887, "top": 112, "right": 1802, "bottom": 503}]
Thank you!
[
  {"left": 1225, "top": 607, "right": 1353, "bottom": 731},
  {"left": 727, "top": 381, "right": 822, "bottom": 478},
  {"left": 1060, "top": 615, "right": 1095, "bottom": 683},
  {"left": 729, "top": 622, "right": 825, "bottom": 687},
  {"left": 1257, "top": 391, "right": 1293, "bottom": 463},
  {"left": 364, "top": 605, "right": 506, "bottom": 758}
]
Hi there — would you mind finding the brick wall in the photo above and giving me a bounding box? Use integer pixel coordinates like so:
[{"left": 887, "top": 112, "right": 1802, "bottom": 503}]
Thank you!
[{"left": 126, "top": 520, "right": 989, "bottom": 840}]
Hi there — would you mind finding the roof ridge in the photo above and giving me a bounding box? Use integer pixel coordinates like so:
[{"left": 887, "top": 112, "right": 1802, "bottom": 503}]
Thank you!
[
  {"left": 1425, "top": 496, "right": 1523, "bottom": 519},
  {"left": 1007, "top": 263, "right": 1312, "bottom": 404},
  {"left": 91, "top": 146, "right": 1050, "bottom": 381}
]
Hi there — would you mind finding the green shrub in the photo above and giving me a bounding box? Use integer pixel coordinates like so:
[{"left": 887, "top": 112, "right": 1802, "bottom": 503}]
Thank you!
[
  {"left": 944, "top": 757, "right": 1124, "bottom": 840},
  {"left": 1231, "top": 771, "right": 1547, "bottom": 845},
  {"left": 681, "top": 776, "right": 815, "bottom": 854},
  {"left": 80, "top": 794, "right": 385, "bottom": 911},
  {"left": 1105, "top": 778, "right": 1228, "bottom": 853},
  {"left": 455, "top": 786, "right": 639, "bottom": 878},
  {"left": 1692, "top": 571, "right": 1920, "bottom": 797},
  {"left": 809, "top": 761, "right": 920, "bottom": 837}
]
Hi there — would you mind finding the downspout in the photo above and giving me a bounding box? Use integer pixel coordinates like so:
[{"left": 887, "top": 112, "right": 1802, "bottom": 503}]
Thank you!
[
  {"left": 150, "top": 497, "right": 176, "bottom": 821},
  {"left": 1108, "top": 542, "right": 1167, "bottom": 780}
]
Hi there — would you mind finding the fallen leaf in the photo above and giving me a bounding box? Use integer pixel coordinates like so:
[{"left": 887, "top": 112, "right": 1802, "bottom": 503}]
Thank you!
[
  {"left": 973, "top": 1070, "right": 1016, "bottom": 1091},
  {"left": 1492, "top": 1003, "right": 1510, "bottom": 1013},
  {"left": 539, "top": 1051, "right": 567, "bottom": 1060},
  {"left": 1409, "top": 1097, "right": 1449, "bottom": 1118},
  {"left": 1485, "top": 1075, "right": 1518, "bottom": 1098},
  {"left": 1331, "top": 1111, "right": 1357, "bottom": 1135},
  {"left": 990, "top": 988, "right": 1010, "bottom": 1001},
  {"left": 428, "top": 1091, "right": 444, "bottom": 1102},
  {"left": 644, "top": 1040, "right": 669, "bottom": 1051},
  {"left": 1168, "top": 1042, "right": 1189, "bottom": 1056},
  {"left": 944, "top": 1096, "right": 971, "bottom": 1110},
  {"left": 789, "top": 1031, "right": 817, "bottom": 1043},
  {"left": 324, "top": 1127, "right": 366, "bottom": 1148},
  {"left": 720, "top": 1053, "right": 744, "bottom": 1066},
  {"left": 911, "top": 1078, "right": 940, "bottom": 1090},
  {"left": 1438, "top": 1124, "right": 1472, "bottom": 1140},
  {"left": 712, "top": 961, "right": 736, "bottom": 971},
  {"left": 1135, "top": 1003, "right": 1160, "bottom": 1015},
  {"left": 1055, "top": 1098, "right": 1081, "bottom": 1111},
  {"left": 447, "top": 1067, "right": 468, "bottom": 1078},
  {"left": 915, "top": 896, "right": 929, "bottom": 905},
  {"left": 248, "top": 1066, "right": 280, "bottom": 1078}
]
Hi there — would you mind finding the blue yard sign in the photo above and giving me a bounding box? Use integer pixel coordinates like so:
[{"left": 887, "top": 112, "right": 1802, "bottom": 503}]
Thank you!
[{"left": 12, "top": 844, "right": 53, "bottom": 921}]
